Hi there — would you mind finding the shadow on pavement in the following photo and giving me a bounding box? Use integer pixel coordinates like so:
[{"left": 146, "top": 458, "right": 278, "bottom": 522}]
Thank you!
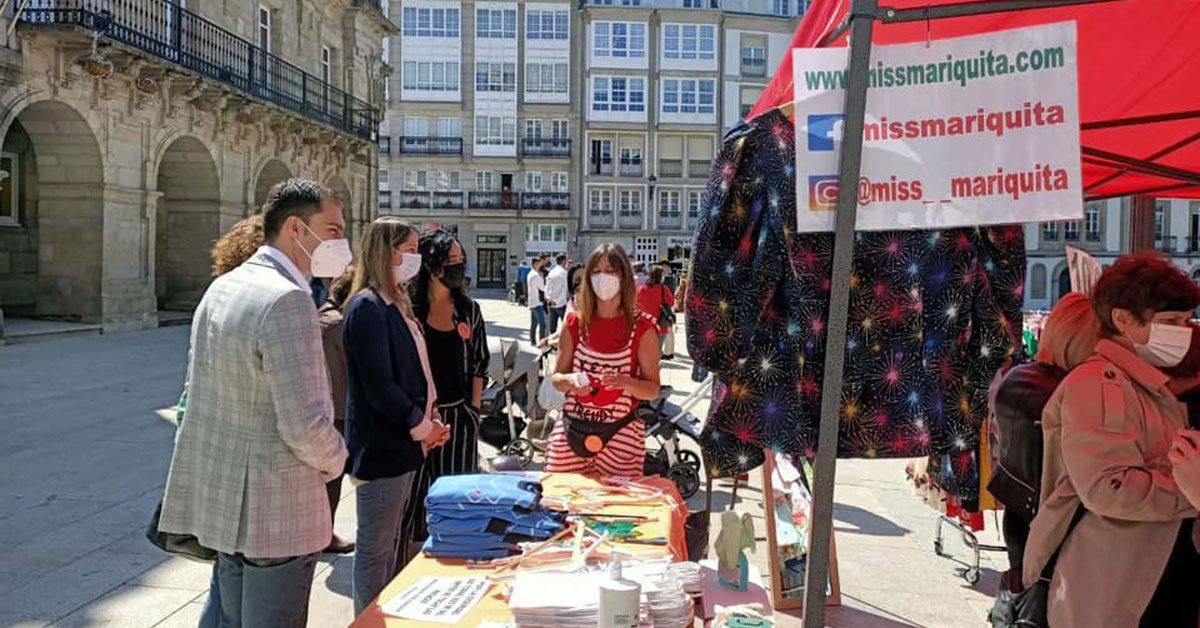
[{"left": 833, "top": 503, "right": 911, "bottom": 538}]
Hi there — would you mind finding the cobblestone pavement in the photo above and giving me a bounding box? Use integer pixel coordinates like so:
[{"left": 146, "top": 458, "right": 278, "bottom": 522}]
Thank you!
[{"left": 0, "top": 294, "right": 1004, "bottom": 627}]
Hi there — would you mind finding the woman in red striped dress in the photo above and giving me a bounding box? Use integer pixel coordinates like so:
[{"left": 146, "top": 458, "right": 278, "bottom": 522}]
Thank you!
[{"left": 546, "top": 244, "right": 661, "bottom": 478}]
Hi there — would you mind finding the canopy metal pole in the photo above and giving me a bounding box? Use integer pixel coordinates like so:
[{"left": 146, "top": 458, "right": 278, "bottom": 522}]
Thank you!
[{"left": 802, "top": 0, "right": 876, "bottom": 625}]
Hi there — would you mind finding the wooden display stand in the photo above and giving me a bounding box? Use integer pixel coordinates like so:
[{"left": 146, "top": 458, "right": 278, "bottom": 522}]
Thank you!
[{"left": 761, "top": 451, "right": 841, "bottom": 611}]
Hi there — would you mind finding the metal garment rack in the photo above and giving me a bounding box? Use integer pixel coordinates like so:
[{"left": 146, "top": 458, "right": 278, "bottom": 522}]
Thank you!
[{"left": 801, "top": 1, "right": 1123, "bottom": 626}]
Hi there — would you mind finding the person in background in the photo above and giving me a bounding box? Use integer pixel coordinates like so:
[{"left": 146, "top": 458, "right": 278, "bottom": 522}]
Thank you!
[
  {"left": 633, "top": 261, "right": 648, "bottom": 287},
  {"left": 1023, "top": 253, "right": 1200, "bottom": 628},
  {"left": 660, "top": 263, "right": 679, "bottom": 359},
  {"left": 547, "top": 244, "right": 660, "bottom": 477},
  {"left": 398, "top": 228, "right": 490, "bottom": 563},
  {"left": 545, "top": 253, "right": 570, "bottom": 335},
  {"left": 566, "top": 262, "right": 585, "bottom": 316},
  {"left": 159, "top": 180, "right": 350, "bottom": 628},
  {"left": 637, "top": 266, "right": 676, "bottom": 360},
  {"left": 343, "top": 217, "right": 450, "bottom": 615},
  {"left": 317, "top": 267, "right": 358, "bottom": 555},
  {"left": 988, "top": 293, "right": 1098, "bottom": 596},
  {"left": 527, "top": 255, "right": 548, "bottom": 345}
]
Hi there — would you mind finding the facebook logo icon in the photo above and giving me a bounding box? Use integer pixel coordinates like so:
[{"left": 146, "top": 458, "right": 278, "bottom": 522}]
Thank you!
[{"left": 807, "top": 114, "right": 844, "bottom": 152}]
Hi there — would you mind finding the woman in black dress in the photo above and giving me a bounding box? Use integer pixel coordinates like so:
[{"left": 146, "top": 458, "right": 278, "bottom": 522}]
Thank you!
[{"left": 399, "top": 228, "right": 490, "bottom": 563}]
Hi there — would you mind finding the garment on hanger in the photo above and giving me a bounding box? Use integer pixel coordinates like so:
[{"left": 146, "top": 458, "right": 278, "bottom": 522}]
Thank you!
[{"left": 686, "top": 109, "right": 1025, "bottom": 504}]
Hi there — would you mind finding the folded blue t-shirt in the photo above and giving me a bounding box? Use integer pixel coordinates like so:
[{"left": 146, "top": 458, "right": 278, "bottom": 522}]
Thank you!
[
  {"left": 425, "top": 474, "right": 542, "bottom": 511},
  {"left": 422, "top": 536, "right": 518, "bottom": 560},
  {"left": 429, "top": 513, "right": 564, "bottom": 539}
]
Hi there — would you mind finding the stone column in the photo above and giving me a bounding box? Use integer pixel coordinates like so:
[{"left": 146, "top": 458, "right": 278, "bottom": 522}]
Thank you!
[{"left": 101, "top": 183, "right": 158, "bottom": 331}]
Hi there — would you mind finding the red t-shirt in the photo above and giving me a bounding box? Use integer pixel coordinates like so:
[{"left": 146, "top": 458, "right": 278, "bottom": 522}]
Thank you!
[{"left": 635, "top": 284, "right": 675, "bottom": 333}]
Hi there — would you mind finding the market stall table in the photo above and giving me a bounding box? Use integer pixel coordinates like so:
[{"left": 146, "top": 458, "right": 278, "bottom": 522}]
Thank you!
[{"left": 349, "top": 473, "right": 688, "bottom": 627}]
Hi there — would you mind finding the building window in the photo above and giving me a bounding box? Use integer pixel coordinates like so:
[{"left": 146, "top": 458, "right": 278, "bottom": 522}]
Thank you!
[
  {"left": 257, "top": 5, "right": 271, "bottom": 52},
  {"left": 404, "top": 170, "right": 428, "bottom": 190},
  {"left": 687, "top": 191, "right": 702, "bottom": 220},
  {"left": 660, "top": 190, "right": 681, "bottom": 219},
  {"left": 379, "top": 169, "right": 389, "bottom": 186},
  {"left": 320, "top": 46, "right": 331, "bottom": 85},
  {"left": 590, "top": 189, "right": 613, "bottom": 217},
  {"left": 592, "top": 77, "right": 646, "bottom": 113},
  {"left": 402, "top": 7, "right": 460, "bottom": 38},
  {"left": 526, "top": 62, "right": 569, "bottom": 95},
  {"left": 475, "top": 62, "right": 516, "bottom": 92},
  {"left": 620, "top": 147, "right": 642, "bottom": 167},
  {"left": 1041, "top": 223, "right": 1059, "bottom": 241},
  {"left": 551, "top": 172, "right": 569, "bottom": 192},
  {"left": 593, "top": 0, "right": 642, "bottom": 4},
  {"left": 1031, "top": 265, "right": 1047, "bottom": 300},
  {"left": 525, "top": 172, "right": 544, "bottom": 192},
  {"left": 772, "top": 0, "right": 791, "bottom": 16},
  {"left": 378, "top": 135, "right": 391, "bottom": 154},
  {"left": 402, "top": 61, "right": 460, "bottom": 91},
  {"left": 551, "top": 120, "right": 569, "bottom": 139},
  {"left": 528, "top": 223, "right": 568, "bottom": 243},
  {"left": 593, "top": 22, "right": 646, "bottom": 59},
  {"left": 437, "top": 117, "right": 462, "bottom": 138},
  {"left": 662, "top": 24, "right": 715, "bottom": 61},
  {"left": 525, "top": 119, "right": 543, "bottom": 139},
  {"left": 404, "top": 116, "right": 429, "bottom": 136},
  {"left": 476, "top": 8, "right": 517, "bottom": 39},
  {"left": 526, "top": 9, "right": 568, "bottom": 40},
  {"left": 1063, "top": 221, "right": 1079, "bottom": 242},
  {"left": 437, "top": 170, "right": 461, "bottom": 190},
  {"left": 662, "top": 79, "right": 716, "bottom": 115},
  {"left": 379, "top": 190, "right": 392, "bottom": 209},
  {"left": 474, "top": 116, "right": 517, "bottom": 146},
  {"left": 1155, "top": 201, "right": 1167, "bottom": 242},
  {"left": 476, "top": 171, "right": 497, "bottom": 190},
  {"left": 1085, "top": 202, "right": 1101, "bottom": 241},
  {"left": 591, "top": 139, "right": 613, "bottom": 174},
  {"left": 619, "top": 189, "right": 642, "bottom": 218},
  {"left": 741, "top": 42, "right": 767, "bottom": 76},
  {"left": 682, "top": 0, "right": 712, "bottom": 6}
]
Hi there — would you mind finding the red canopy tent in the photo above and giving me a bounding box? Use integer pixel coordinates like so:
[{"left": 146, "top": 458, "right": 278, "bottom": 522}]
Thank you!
[{"left": 749, "top": 0, "right": 1200, "bottom": 199}]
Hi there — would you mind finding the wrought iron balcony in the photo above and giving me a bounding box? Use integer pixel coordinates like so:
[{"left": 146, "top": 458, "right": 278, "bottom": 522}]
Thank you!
[
  {"left": 433, "top": 191, "right": 464, "bottom": 210},
  {"left": 20, "top": 0, "right": 378, "bottom": 141},
  {"left": 398, "top": 137, "right": 464, "bottom": 155},
  {"left": 1190, "top": 236, "right": 1200, "bottom": 253},
  {"left": 468, "top": 191, "right": 517, "bottom": 210},
  {"left": 522, "top": 138, "right": 571, "bottom": 158},
  {"left": 521, "top": 192, "right": 569, "bottom": 211},
  {"left": 1156, "top": 235, "right": 1178, "bottom": 253},
  {"left": 399, "top": 190, "right": 432, "bottom": 210}
]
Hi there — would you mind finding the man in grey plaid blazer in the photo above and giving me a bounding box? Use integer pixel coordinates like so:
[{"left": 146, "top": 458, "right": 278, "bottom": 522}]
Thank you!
[{"left": 159, "top": 179, "right": 350, "bottom": 628}]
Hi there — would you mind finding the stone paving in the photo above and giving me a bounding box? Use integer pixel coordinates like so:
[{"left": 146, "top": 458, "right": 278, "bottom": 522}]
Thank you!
[{"left": 0, "top": 294, "right": 1005, "bottom": 627}]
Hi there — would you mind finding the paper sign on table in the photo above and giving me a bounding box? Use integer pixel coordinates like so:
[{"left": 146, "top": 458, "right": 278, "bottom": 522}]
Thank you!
[
  {"left": 792, "top": 21, "right": 1082, "bottom": 232},
  {"left": 1065, "top": 246, "right": 1103, "bottom": 295},
  {"left": 379, "top": 576, "right": 490, "bottom": 624}
]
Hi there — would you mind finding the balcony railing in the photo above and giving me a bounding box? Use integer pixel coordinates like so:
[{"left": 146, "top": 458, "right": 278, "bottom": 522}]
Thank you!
[
  {"left": 591, "top": 162, "right": 614, "bottom": 176},
  {"left": 659, "top": 160, "right": 683, "bottom": 178},
  {"left": 399, "top": 190, "right": 432, "bottom": 210},
  {"left": 1156, "top": 236, "right": 1178, "bottom": 253},
  {"left": 618, "top": 163, "right": 644, "bottom": 177},
  {"left": 469, "top": 191, "right": 518, "bottom": 210},
  {"left": 687, "top": 160, "right": 711, "bottom": 178},
  {"left": 1190, "top": 236, "right": 1200, "bottom": 253},
  {"left": 521, "top": 192, "right": 569, "bottom": 211},
  {"left": 433, "top": 191, "right": 464, "bottom": 210},
  {"left": 379, "top": 190, "right": 392, "bottom": 210},
  {"left": 741, "top": 57, "right": 767, "bottom": 77},
  {"left": 398, "top": 137, "right": 463, "bottom": 155},
  {"left": 522, "top": 138, "right": 571, "bottom": 158},
  {"left": 589, "top": 210, "right": 614, "bottom": 227},
  {"left": 20, "top": 0, "right": 377, "bottom": 141}
]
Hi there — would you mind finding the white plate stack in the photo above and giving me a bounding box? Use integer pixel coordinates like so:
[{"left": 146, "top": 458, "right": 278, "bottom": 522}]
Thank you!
[
  {"left": 642, "top": 575, "right": 694, "bottom": 628},
  {"left": 667, "top": 562, "right": 703, "bottom": 597}
]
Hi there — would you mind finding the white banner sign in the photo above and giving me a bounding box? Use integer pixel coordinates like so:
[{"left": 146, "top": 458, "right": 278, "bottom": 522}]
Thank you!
[{"left": 793, "top": 22, "right": 1082, "bottom": 232}]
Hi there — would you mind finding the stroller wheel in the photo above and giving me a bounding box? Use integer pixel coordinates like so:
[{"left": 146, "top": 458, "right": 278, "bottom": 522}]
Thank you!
[
  {"left": 678, "top": 450, "right": 701, "bottom": 472},
  {"left": 503, "top": 438, "right": 535, "bottom": 467},
  {"left": 667, "top": 463, "right": 700, "bottom": 499}
]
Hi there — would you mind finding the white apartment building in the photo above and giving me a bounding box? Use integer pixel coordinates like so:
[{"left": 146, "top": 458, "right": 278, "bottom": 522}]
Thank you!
[
  {"left": 578, "top": 0, "right": 805, "bottom": 265},
  {"left": 1025, "top": 197, "right": 1200, "bottom": 311},
  {"left": 381, "top": 0, "right": 578, "bottom": 289}
]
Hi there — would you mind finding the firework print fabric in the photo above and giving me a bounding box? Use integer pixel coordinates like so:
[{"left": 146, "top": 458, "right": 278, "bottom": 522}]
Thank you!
[{"left": 686, "top": 109, "right": 1026, "bottom": 504}]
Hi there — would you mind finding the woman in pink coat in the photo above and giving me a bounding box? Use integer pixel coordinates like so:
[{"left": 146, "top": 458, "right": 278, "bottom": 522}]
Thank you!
[{"left": 1024, "top": 253, "right": 1200, "bottom": 628}]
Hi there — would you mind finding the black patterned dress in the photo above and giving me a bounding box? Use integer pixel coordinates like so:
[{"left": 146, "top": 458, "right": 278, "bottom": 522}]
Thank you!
[{"left": 686, "top": 109, "right": 1026, "bottom": 506}]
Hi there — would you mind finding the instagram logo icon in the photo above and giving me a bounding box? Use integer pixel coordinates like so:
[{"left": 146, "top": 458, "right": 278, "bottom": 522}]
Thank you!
[{"left": 809, "top": 175, "right": 840, "bottom": 212}]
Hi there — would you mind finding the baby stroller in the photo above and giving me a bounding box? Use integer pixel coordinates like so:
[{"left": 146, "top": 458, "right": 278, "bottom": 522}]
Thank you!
[
  {"left": 639, "top": 377, "right": 710, "bottom": 499},
  {"left": 477, "top": 338, "right": 540, "bottom": 465}
]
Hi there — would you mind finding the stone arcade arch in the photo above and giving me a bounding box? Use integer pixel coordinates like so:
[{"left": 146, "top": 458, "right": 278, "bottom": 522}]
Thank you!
[
  {"left": 155, "top": 136, "right": 221, "bottom": 311},
  {"left": 253, "top": 159, "right": 293, "bottom": 210},
  {"left": 0, "top": 100, "right": 105, "bottom": 323}
]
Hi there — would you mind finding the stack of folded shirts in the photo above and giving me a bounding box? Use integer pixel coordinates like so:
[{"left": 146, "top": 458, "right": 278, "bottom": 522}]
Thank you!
[{"left": 423, "top": 474, "right": 566, "bottom": 560}]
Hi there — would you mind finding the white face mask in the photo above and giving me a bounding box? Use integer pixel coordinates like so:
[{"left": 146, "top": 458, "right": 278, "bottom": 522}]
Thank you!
[
  {"left": 296, "top": 221, "right": 352, "bottom": 278},
  {"left": 392, "top": 252, "right": 422, "bottom": 285},
  {"left": 590, "top": 272, "right": 621, "bottom": 301},
  {"left": 1133, "top": 323, "right": 1193, "bottom": 368}
]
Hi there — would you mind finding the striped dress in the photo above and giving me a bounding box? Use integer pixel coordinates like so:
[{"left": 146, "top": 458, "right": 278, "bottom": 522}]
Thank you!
[{"left": 546, "top": 311, "right": 657, "bottom": 478}]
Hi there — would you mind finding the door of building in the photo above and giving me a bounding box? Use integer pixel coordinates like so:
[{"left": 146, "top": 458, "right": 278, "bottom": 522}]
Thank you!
[{"left": 477, "top": 248, "right": 507, "bottom": 289}]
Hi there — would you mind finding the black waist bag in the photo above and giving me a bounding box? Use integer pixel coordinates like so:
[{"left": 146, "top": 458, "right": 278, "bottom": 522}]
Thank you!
[{"left": 564, "top": 412, "right": 639, "bottom": 459}]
